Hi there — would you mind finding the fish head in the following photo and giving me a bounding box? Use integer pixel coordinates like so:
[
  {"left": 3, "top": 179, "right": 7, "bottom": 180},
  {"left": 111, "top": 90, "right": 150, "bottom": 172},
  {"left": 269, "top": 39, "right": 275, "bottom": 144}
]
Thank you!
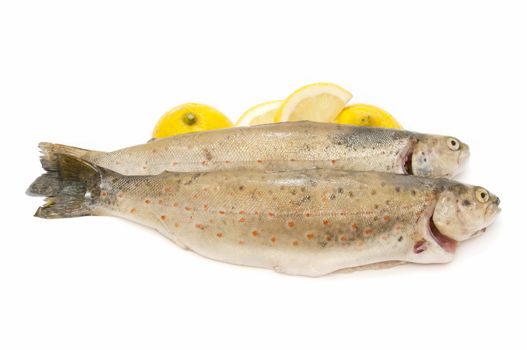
[
  {"left": 433, "top": 184, "right": 501, "bottom": 242},
  {"left": 409, "top": 135, "right": 470, "bottom": 178}
]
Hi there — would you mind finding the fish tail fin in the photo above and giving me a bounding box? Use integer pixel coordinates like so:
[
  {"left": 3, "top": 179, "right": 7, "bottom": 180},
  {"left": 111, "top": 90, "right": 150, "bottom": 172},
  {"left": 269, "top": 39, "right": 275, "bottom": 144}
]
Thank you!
[
  {"left": 26, "top": 143, "right": 103, "bottom": 196},
  {"left": 29, "top": 154, "right": 104, "bottom": 219},
  {"left": 38, "top": 142, "right": 103, "bottom": 176}
]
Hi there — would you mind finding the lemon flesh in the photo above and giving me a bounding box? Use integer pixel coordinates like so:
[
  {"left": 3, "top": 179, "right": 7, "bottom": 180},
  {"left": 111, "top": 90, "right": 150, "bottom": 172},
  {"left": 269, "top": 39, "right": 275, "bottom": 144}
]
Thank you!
[
  {"left": 236, "top": 100, "right": 282, "bottom": 126},
  {"left": 276, "top": 83, "right": 352, "bottom": 123},
  {"left": 152, "top": 103, "right": 233, "bottom": 139},
  {"left": 336, "top": 104, "right": 401, "bottom": 129}
]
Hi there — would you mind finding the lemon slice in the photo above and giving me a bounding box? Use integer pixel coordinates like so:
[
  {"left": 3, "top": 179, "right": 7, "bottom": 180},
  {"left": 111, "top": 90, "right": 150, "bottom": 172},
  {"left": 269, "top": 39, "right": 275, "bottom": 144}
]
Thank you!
[
  {"left": 236, "top": 100, "right": 282, "bottom": 126},
  {"left": 336, "top": 104, "right": 402, "bottom": 129},
  {"left": 152, "top": 103, "right": 233, "bottom": 139},
  {"left": 275, "top": 83, "right": 352, "bottom": 123}
]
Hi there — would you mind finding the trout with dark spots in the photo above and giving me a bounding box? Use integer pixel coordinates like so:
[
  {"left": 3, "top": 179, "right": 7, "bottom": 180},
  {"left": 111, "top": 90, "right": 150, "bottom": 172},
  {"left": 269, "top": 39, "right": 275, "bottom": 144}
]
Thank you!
[
  {"left": 27, "top": 155, "right": 499, "bottom": 277},
  {"left": 37, "top": 121, "right": 469, "bottom": 179}
]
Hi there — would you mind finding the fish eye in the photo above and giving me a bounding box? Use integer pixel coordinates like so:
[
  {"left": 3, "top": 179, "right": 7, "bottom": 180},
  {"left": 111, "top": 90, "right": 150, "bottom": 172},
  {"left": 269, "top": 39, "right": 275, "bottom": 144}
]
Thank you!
[
  {"left": 447, "top": 138, "right": 460, "bottom": 151},
  {"left": 475, "top": 187, "right": 489, "bottom": 203}
]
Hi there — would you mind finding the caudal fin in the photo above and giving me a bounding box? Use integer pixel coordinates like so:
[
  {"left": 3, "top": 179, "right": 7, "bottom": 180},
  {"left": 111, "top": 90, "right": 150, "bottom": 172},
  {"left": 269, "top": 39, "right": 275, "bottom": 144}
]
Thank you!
[
  {"left": 28, "top": 155, "right": 102, "bottom": 219},
  {"left": 26, "top": 142, "right": 102, "bottom": 197}
]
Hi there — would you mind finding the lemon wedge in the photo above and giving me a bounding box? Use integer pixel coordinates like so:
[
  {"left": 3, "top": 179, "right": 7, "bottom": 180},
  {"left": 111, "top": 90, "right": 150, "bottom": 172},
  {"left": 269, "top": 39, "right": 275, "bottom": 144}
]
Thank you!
[
  {"left": 275, "top": 83, "right": 352, "bottom": 123},
  {"left": 152, "top": 103, "right": 233, "bottom": 139},
  {"left": 236, "top": 100, "right": 282, "bottom": 126},
  {"left": 336, "top": 104, "right": 402, "bottom": 129}
]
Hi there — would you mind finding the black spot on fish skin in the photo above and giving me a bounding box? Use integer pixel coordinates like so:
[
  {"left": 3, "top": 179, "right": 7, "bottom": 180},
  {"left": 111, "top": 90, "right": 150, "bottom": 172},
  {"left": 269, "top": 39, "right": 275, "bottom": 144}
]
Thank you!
[
  {"left": 203, "top": 148, "right": 213, "bottom": 161},
  {"left": 395, "top": 187, "right": 401, "bottom": 193},
  {"left": 329, "top": 193, "right": 336, "bottom": 200},
  {"left": 337, "top": 187, "right": 343, "bottom": 194},
  {"left": 291, "top": 195, "right": 312, "bottom": 206},
  {"left": 398, "top": 236, "right": 403, "bottom": 242},
  {"left": 462, "top": 199, "right": 471, "bottom": 206},
  {"left": 239, "top": 186, "right": 245, "bottom": 191}
]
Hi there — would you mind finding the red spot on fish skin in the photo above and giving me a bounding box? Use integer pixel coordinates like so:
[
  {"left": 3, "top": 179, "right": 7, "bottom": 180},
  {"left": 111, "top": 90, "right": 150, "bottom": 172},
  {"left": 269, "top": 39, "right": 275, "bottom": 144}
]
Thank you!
[
  {"left": 251, "top": 230, "right": 258, "bottom": 237},
  {"left": 352, "top": 223, "right": 359, "bottom": 231},
  {"left": 173, "top": 202, "right": 179, "bottom": 208},
  {"left": 384, "top": 215, "right": 391, "bottom": 222},
  {"left": 340, "top": 235, "right": 348, "bottom": 242},
  {"left": 257, "top": 160, "right": 263, "bottom": 163},
  {"left": 304, "top": 212, "right": 311, "bottom": 218},
  {"left": 239, "top": 218, "right": 246, "bottom": 223},
  {"left": 325, "top": 234, "right": 332, "bottom": 242},
  {"left": 130, "top": 208, "right": 136, "bottom": 214},
  {"left": 160, "top": 215, "right": 167, "bottom": 221},
  {"left": 172, "top": 161, "right": 178, "bottom": 166},
  {"left": 216, "top": 232, "right": 223, "bottom": 238},
  {"left": 270, "top": 235, "right": 277, "bottom": 244},
  {"left": 363, "top": 227, "right": 374, "bottom": 237},
  {"left": 323, "top": 218, "right": 330, "bottom": 225},
  {"left": 268, "top": 212, "right": 275, "bottom": 217},
  {"left": 239, "top": 240, "right": 245, "bottom": 245},
  {"left": 164, "top": 187, "right": 172, "bottom": 193},
  {"left": 185, "top": 206, "right": 192, "bottom": 211},
  {"left": 254, "top": 211, "right": 259, "bottom": 215},
  {"left": 287, "top": 220, "right": 295, "bottom": 228},
  {"left": 292, "top": 240, "right": 299, "bottom": 246},
  {"left": 306, "top": 232, "right": 314, "bottom": 240},
  {"left": 203, "top": 204, "right": 209, "bottom": 210},
  {"left": 195, "top": 224, "right": 204, "bottom": 230},
  {"left": 100, "top": 191, "right": 108, "bottom": 198},
  {"left": 218, "top": 210, "right": 225, "bottom": 215},
  {"left": 144, "top": 199, "right": 151, "bottom": 204},
  {"left": 239, "top": 210, "right": 246, "bottom": 214},
  {"left": 192, "top": 194, "right": 199, "bottom": 200},
  {"left": 331, "top": 160, "right": 336, "bottom": 165},
  {"left": 174, "top": 223, "right": 180, "bottom": 228},
  {"left": 414, "top": 240, "right": 428, "bottom": 254}
]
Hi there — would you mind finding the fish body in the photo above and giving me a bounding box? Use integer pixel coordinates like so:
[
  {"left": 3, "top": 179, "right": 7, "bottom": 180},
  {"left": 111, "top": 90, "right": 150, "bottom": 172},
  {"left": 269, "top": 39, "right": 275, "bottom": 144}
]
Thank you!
[
  {"left": 30, "top": 155, "right": 499, "bottom": 277},
  {"left": 39, "top": 121, "right": 469, "bottom": 178}
]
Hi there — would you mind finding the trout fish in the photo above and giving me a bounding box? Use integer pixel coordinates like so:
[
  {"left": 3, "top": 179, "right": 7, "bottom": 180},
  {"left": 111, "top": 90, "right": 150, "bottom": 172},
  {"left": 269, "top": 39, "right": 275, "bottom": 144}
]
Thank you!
[
  {"left": 28, "top": 155, "right": 499, "bottom": 277},
  {"left": 37, "top": 122, "right": 469, "bottom": 180}
]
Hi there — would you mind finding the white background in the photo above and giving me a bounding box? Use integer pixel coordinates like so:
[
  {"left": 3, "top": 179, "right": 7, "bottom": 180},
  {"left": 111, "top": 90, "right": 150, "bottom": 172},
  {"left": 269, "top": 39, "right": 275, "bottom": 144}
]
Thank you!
[{"left": 1, "top": 1, "right": 525, "bottom": 349}]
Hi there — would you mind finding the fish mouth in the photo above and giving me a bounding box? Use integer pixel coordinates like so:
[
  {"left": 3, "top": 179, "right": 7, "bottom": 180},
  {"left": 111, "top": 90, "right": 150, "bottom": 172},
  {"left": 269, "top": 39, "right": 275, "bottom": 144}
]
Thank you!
[{"left": 429, "top": 218, "right": 458, "bottom": 253}]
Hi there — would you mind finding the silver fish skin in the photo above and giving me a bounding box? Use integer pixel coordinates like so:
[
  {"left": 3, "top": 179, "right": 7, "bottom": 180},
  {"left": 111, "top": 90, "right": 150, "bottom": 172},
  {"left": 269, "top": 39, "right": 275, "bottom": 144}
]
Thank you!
[
  {"left": 37, "top": 121, "right": 469, "bottom": 178},
  {"left": 29, "top": 155, "right": 499, "bottom": 277}
]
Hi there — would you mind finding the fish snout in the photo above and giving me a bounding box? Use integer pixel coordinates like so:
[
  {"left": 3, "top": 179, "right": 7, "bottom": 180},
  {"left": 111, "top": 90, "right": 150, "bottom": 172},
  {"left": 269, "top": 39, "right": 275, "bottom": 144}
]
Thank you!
[{"left": 457, "top": 144, "right": 470, "bottom": 167}]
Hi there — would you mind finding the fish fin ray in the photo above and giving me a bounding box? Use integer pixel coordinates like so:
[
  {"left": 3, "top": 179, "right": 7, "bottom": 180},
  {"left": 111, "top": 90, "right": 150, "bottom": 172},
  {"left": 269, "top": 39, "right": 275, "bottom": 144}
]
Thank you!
[{"left": 29, "top": 155, "right": 103, "bottom": 219}]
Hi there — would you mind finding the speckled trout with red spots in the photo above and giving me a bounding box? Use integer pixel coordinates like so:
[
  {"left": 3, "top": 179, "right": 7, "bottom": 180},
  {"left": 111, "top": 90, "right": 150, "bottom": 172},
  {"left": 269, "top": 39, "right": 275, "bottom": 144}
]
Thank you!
[
  {"left": 28, "top": 155, "right": 499, "bottom": 277},
  {"left": 37, "top": 122, "right": 469, "bottom": 181}
]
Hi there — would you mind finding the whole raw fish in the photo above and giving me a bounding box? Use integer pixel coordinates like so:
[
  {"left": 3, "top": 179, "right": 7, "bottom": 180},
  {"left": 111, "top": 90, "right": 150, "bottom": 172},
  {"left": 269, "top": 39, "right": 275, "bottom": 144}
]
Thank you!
[
  {"left": 37, "top": 122, "right": 469, "bottom": 179},
  {"left": 28, "top": 154, "right": 499, "bottom": 277}
]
